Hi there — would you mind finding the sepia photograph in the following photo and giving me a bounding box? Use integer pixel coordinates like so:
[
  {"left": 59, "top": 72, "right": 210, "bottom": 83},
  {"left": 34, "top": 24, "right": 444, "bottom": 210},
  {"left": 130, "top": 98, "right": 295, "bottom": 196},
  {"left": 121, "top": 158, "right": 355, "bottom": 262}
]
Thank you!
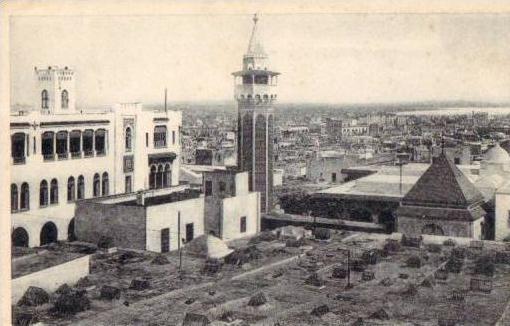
[{"left": 2, "top": 1, "right": 510, "bottom": 325}]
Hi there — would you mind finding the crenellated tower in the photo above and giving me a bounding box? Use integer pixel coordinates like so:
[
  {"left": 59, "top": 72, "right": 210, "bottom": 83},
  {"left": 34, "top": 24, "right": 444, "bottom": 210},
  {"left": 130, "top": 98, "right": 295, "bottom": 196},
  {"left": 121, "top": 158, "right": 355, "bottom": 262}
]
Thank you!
[{"left": 232, "top": 14, "right": 279, "bottom": 213}]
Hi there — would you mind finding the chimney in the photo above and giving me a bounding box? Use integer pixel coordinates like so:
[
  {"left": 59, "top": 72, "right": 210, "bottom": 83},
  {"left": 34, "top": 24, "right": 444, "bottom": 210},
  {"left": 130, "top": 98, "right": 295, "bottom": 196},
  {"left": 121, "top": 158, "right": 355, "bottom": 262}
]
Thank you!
[{"left": 136, "top": 190, "right": 145, "bottom": 206}]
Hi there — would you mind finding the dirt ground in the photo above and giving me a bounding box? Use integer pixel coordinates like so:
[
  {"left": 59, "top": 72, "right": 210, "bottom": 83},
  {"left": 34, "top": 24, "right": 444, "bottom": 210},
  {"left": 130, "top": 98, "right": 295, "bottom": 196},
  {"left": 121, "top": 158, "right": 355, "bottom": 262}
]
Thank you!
[{"left": 14, "top": 232, "right": 510, "bottom": 326}]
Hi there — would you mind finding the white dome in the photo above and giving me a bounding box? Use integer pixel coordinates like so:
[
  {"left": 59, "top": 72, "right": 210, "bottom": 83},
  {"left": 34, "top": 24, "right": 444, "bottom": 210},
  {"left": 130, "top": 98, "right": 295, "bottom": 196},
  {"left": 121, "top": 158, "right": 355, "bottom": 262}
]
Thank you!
[
  {"left": 484, "top": 143, "right": 510, "bottom": 164},
  {"left": 475, "top": 174, "right": 505, "bottom": 189}
]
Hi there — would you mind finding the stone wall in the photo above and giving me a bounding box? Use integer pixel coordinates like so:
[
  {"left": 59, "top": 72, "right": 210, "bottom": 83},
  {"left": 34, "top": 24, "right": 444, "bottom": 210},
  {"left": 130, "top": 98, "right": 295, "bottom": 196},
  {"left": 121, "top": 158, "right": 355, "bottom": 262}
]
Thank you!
[
  {"left": 11, "top": 255, "right": 90, "bottom": 303},
  {"left": 398, "top": 215, "right": 482, "bottom": 239},
  {"left": 75, "top": 201, "right": 146, "bottom": 250}
]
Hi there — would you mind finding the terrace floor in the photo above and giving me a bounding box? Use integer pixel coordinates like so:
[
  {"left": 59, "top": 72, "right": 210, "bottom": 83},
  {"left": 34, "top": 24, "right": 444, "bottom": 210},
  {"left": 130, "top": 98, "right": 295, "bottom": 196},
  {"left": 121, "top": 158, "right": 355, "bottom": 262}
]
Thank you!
[{"left": 13, "top": 232, "right": 510, "bottom": 325}]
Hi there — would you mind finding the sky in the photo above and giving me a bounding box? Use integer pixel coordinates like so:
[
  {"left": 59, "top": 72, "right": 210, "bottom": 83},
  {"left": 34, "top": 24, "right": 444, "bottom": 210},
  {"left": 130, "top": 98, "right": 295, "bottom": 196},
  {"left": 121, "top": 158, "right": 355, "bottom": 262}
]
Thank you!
[{"left": 9, "top": 13, "right": 510, "bottom": 107}]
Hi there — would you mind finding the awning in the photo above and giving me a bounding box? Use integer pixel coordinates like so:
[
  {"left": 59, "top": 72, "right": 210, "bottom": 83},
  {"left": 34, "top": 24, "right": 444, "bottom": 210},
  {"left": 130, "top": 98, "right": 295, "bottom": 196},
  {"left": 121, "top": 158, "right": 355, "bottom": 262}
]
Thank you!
[{"left": 148, "top": 152, "right": 177, "bottom": 165}]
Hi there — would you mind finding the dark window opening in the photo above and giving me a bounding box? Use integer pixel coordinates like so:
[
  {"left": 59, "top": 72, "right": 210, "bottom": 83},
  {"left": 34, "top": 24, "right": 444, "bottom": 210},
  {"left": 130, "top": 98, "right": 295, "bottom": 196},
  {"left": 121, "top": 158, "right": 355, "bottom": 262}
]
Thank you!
[
  {"left": 125, "top": 127, "right": 132, "bottom": 151},
  {"left": 154, "top": 125, "right": 167, "bottom": 148},
  {"left": 40, "top": 180, "right": 48, "bottom": 206},
  {"left": 102, "top": 172, "right": 109, "bottom": 196},
  {"left": 95, "top": 129, "right": 106, "bottom": 156},
  {"left": 219, "top": 181, "right": 226, "bottom": 192},
  {"left": 70, "top": 130, "right": 81, "bottom": 158},
  {"left": 83, "top": 130, "right": 94, "bottom": 157},
  {"left": 11, "top": 133, "right": 26, "bottom": 164},
  {"left": 42, "top": 132, "right": 55, "bottom": 161},
  {"left": 185, "top": 223, "right": 194, "bottom": 243},
  {"left": 50, "top": 179, "right": 58, "bottom": 204},
  {"left": 240, "top": 216, "right": 247, "bottom": 233},
  {"left": 149, "top": 166, "right": 157, "bottom": 189},
  {"left": 11, "top": 184, "right": 18, "bottom": 212},
  {"left": 93, "top": 173, "right": 100, "bottom": 197},
  {"left": 125, "top": 175, "right": 132, "bottom": 193},
  {"left": 61, "top": 90, "right": 69, "bottom": 109},
  {"left": 254, "top": 75, "right": 268, "bottom": 84},
  {"left": 41, "top": 90, "right": 49, "bottom": 109},
  {"left": 67, "top": 176, "right": 75, "bottom": 202},
  {"left": 161, "top": 228, "right": 170, "bottom": 253},
  {"left": 56, "top": 131, "right": 68, "bottom": 159},
  {"left": 77, "top": 175, "right": 85, "bottom": 200},
  {"left": 205, "top": 180, "right": 213, "bottom": 196},
  {"left": 20, "top": 182, "right": 30, "bottom": 210}
]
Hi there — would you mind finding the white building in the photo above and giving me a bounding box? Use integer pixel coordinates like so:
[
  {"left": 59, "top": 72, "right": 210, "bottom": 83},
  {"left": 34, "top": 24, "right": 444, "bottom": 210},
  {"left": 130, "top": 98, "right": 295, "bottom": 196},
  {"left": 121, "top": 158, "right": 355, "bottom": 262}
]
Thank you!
[
  {"left": 11, "top": 65, "right": 262, "bottom": 251},
  {"left": 11, "top": 66, "right": 181, "bottom": 247}
]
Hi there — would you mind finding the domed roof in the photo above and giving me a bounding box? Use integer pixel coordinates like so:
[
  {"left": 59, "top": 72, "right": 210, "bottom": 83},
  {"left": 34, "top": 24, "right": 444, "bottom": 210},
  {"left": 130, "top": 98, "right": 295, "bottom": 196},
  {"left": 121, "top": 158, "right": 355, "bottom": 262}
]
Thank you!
[
  {"left": 484, "top": 143, "right": 510, "bottom": 164},
  {"left": 475, "top": 174, "right": 505, "bottom": 189}
]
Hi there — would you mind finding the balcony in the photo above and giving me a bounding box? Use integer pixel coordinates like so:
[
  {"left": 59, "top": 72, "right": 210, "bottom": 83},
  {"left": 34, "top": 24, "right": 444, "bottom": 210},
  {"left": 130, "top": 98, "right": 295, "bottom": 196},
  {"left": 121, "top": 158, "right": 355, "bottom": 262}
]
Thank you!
[
  {"left": 12, "top": 156, "right": 26, "bottom": 165},
  {"left": 96, "top": 150, "right": 106, "bottom": 157},
  {"left": 71, "top": 151, "right": 82, "bottom": 159},
  {"left": 154, "top": 141, "right": 167, "bottom": 149},
  {"left": 43, "top": 153, "right": 55, "bottom": 161},
  {"left": 57, "top": 152, "right": 68, "bottom": 160},
  {"left": 84, "top": 150, "right": 94, "bottom": 158}
]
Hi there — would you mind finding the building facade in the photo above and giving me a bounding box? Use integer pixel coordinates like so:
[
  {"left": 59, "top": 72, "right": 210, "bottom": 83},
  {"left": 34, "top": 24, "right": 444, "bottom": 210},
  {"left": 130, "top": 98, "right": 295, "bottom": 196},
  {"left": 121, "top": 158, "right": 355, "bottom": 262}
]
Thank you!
[
  {"left": 233, "top": 15, "right": 279, "bottom": 213},
  {"left": 10, "top": 66, "right": 181, "bottom": 247}
]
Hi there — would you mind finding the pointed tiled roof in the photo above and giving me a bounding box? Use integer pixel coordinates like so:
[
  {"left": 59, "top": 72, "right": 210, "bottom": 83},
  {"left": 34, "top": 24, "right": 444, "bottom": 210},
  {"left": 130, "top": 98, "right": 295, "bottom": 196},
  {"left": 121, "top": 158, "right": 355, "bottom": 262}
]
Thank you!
[
  {"left": 246, "top": 14, "right": 266, "bottom": 56},
  {"left": 402, "top": 153, "right": 484, "bottom": 208}
]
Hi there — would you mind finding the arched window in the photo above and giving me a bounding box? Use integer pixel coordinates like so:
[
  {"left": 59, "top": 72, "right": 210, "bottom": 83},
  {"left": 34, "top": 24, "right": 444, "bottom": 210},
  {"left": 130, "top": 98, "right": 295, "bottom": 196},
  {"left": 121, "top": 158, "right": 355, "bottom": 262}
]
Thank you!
[
  {"left": 41, "top": 90, "right": 49, "bottom": 109},
  {"left": 163, "top": 163, "right": 171, "bottom": 187},
  {"left": 11, "top": 184, "right": 18, "bottom": 212},
  {"left": 61, "top": 90, "right": 69, "bottom": 109},
  {"left": 67, "top": 176, "right": 75, "bottom": 201},
  {"left": 101, "top": 172, "right": 109, "bottom": 196},
  {"left": 20, "top": 182, "right": 29, "bottom": 210},
  {"left": 39, "top": 180, "right": 48, "bottom": 207},
  {"left": 125, "top": 127, "right": 132, "bottom": 151},
  {"left": 50, "top": 179, "right": 58, "bottom": 204},
  {"left": 149, "top": 165, "right": 157, "bottom": 189},
  {"left": 156, "top": 165, "right": 164, "bottom": 188},
  {"left": 77, "top": 175, "right": 85, "bottom": 200},
  {"left": 93, "top": 173, "right": 100, "bottom": 197}
]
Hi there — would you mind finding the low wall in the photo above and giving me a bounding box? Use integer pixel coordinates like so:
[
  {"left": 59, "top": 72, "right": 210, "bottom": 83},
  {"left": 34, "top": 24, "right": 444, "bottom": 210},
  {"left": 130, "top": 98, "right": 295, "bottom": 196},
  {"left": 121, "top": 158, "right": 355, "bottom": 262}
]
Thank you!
[{"left": 11, "top": 255, "right": 90, "bottom": 303}]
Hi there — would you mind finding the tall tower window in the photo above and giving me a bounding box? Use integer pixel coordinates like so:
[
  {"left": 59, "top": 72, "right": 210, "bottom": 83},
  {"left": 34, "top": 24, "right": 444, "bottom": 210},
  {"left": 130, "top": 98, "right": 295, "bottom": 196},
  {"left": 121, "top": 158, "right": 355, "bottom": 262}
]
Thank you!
[
  {"left": 125, "top": 127, "right": 132, "bottom": 151},
  {"left": 61, "top": 90, "right": 69, "bottom": 109},
  {"left": 41, "top": 90, "right": 49, "bottom": 109}
]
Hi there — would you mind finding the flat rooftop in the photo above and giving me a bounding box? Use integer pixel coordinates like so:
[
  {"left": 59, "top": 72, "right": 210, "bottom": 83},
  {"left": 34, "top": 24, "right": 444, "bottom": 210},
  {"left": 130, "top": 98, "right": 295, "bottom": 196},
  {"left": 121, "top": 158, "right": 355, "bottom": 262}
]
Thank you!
[
  {"left": 316, "top": 163, "right": 480, "bottom": 200},
  {"left": 87, "top": 185, "right": 201, "bottom": 207}
]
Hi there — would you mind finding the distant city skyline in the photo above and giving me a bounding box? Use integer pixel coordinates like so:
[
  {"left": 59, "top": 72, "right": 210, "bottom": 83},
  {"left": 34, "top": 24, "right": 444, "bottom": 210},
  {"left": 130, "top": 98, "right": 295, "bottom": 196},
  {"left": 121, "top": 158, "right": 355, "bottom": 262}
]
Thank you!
[{"left": 10, "top": 14, "right": 510, "bottom": 108}]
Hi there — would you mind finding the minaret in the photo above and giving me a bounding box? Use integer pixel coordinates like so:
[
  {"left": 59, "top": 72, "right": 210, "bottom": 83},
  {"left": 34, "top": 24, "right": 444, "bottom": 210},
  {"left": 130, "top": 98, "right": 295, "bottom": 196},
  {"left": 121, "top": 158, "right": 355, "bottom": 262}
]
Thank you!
[{"left": 233, "top": 14, "right": 280, "bottom": 213}]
